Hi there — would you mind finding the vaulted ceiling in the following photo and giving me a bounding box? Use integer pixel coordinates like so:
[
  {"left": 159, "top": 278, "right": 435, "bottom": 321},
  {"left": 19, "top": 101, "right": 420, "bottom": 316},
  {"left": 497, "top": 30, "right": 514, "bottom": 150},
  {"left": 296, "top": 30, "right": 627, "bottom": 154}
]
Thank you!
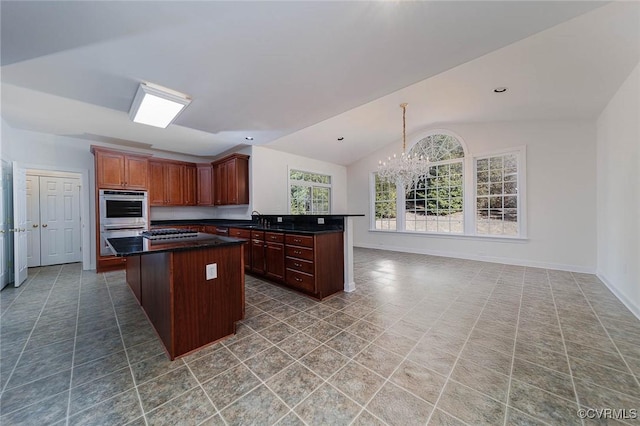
[{"left": 1, "top": 1, "right": 638, "bottom": 165}]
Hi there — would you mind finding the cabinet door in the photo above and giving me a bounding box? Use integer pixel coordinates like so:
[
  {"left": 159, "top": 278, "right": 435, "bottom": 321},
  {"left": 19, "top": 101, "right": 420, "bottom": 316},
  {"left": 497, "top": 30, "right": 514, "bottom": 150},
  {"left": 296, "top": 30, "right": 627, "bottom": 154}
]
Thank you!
[
  {"left": 165, "top": 163, "right": 184, "bottom": 205},
  {"left": 226, "top": 159, "right": 238, "bottom": 204},
  {"left": 265, "top": 242, "right": 285, "bottom": 282},
  {"left": 214, "top": 162, "right": 227, "bottom": 205},
  {"left": 250, "top": 238, "right": 265, "bottom": 274},
  {"left": 149, "top": 161, "right": 166, "bottom": 205},
  {"left": 196, "top": 165, "right": 213, "bottom": 205},
  {"left": 124, "top": 156, "right": 148, "bottom": 189},
  {"left": 183, "top": 165, "right": 196, "bottom": 206},
  {"left": 96, "top": 151, "right": 125, "bottom": 189}
]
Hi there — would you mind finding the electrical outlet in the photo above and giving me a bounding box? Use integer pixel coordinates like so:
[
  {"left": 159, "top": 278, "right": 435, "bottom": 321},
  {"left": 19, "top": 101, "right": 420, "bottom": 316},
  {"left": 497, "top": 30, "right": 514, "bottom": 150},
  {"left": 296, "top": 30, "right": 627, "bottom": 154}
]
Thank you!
[
  {"left": 277, "top": 217, "right": 283, "bottom": 223},
  {"left": 206, "top": 263, "right": 217, "bottom": 280},
  {"left": 317, "top": 217, "right": 325, "bottom": 224}
]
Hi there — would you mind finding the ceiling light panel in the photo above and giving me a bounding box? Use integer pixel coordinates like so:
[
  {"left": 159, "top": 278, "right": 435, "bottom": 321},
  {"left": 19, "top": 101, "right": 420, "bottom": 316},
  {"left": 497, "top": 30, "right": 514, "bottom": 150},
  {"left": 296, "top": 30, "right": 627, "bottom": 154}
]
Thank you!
[{"left": 129, "top": 83, "right": 191, "bottom": 128}]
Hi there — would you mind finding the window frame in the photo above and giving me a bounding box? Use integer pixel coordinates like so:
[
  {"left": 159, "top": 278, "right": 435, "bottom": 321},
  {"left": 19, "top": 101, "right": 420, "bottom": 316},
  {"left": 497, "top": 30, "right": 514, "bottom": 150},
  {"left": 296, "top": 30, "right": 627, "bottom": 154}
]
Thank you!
[
  {"left": 288, "top": 167, "right": 333, "bottom": 215},
  {"left": 472, "top": 146, "right": 527, "bottom": 239},
  {"left": 369, "top": 130, "right": 527, "bottom": 240}
]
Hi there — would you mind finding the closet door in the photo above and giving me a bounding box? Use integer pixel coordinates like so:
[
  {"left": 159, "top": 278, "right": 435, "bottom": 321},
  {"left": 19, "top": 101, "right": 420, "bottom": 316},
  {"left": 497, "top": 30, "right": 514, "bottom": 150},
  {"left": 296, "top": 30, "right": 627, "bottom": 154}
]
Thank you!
[
  {"left": 26, "top": 175, "right": 41, "bottom": 267},
  {"left": 39, "top": 176, "right": 82, "bottom": 266}
]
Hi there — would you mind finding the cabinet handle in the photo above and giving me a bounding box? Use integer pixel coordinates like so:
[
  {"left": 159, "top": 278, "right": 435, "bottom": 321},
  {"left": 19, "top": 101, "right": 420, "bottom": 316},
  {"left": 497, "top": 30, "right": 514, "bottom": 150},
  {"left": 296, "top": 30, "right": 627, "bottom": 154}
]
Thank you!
[
  {"left": 294, "top": 262, "right": 301, "bottom": 267},
  {"left": 42, "top": 224, "right": 48, "bottom": 228},
  {"left": 293, "top": 250, "right": 301, "bottom": 255},
  {"left": 294, "top": 239, "right": 301, "bottom": 243},
  {"left": 295, "top": 277, "right": 302, "bottom": 282},
  {"left": 33, "top": 224, "right": 39, "bottom": 228}
]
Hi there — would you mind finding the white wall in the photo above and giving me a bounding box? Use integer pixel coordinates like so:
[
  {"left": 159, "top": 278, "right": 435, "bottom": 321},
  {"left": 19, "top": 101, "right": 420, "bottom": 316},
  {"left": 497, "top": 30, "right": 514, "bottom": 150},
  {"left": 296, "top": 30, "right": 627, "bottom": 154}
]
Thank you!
[
  {"left": 348, "top": 120, "right": 597, "bottom": 272},
  {"left": 596, "top": 62, "right": 640, "bottom": 318},
  {"left": 251, "top": 146, "right": 348, "bottom": 215}
]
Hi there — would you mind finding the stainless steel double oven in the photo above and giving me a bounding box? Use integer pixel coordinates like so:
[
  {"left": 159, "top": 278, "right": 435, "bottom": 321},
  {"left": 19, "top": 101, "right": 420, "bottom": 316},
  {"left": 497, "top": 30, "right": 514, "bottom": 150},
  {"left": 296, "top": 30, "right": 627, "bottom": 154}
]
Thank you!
[{"left": 99, "top": 190, "right": 148, "bottom": 256}]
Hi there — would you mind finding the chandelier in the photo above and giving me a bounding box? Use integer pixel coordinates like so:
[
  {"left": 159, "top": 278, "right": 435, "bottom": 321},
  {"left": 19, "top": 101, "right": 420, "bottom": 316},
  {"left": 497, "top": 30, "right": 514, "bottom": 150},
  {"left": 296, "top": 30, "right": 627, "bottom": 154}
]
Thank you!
[{"left": 378, "top": 103, "right": 430, "bottom": 189}]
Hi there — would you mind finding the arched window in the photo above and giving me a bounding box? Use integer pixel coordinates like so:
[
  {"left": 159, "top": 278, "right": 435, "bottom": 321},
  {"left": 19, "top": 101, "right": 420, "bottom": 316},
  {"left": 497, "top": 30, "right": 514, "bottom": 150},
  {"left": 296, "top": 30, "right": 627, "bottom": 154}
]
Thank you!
[{"left": 405, "top": 134, "right": 465, "bottom": 233}]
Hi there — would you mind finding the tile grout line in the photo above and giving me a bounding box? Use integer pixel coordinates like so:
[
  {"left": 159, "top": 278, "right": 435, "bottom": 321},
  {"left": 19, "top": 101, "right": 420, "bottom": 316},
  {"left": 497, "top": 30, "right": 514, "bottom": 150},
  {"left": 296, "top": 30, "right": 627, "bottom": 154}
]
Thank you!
[
  {"left": 424, "top": 264, "right": 506, "bottom": 425},
  {"left": 547, "top": 270, "right": 585, "bottom": 426},
  {"left": 0, "top": 266, "right": 58, "bottom": 397},
  {"left": 65, "top": 265, "right": 84, "bottom": 426},
  {"left": 569, "top": 272, "right": 640, "bottom": 390},
  {"left": 501, "top": 268, "right": 525, "bottom": 426},
  {"left": 103, "top": 271, "right": 149, "bottom": 426},
  {"left": 182, "top": 359, "right": 224, "bottom": 424}
]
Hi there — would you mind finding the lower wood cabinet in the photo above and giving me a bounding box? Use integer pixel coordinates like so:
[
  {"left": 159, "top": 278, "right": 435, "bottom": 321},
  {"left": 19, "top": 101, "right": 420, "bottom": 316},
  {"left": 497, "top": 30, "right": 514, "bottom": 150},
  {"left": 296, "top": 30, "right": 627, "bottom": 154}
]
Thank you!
[
  {"left": 264, "top": 233, "right": 285, "bottom": 282},
  {"left": 246, "top": 230, "right": 344, "bottom": 300},
  {"left": 229, "top": 228, "right": 251, "bottom": 270}
]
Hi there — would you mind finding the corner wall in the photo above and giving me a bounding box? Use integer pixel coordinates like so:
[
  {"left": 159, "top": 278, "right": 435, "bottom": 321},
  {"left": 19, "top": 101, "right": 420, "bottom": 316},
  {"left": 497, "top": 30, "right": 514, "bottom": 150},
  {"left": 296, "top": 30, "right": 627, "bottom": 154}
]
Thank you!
[
  {"left": 347, "top": 120, "right": 597, "bottom": 272},
  {"left": 250, "top": 146, "right": 348, "bottom": 215},
  {"left": 596, "top": 62, "right": 640, "bottom": 318}
]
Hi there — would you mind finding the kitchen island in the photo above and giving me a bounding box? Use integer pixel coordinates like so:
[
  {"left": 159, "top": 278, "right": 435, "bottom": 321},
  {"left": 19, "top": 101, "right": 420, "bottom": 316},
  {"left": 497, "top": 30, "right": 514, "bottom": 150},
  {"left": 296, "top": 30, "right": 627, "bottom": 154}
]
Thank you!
[{"left": 107, "top": 233, "right": 246, "bottom": 360}]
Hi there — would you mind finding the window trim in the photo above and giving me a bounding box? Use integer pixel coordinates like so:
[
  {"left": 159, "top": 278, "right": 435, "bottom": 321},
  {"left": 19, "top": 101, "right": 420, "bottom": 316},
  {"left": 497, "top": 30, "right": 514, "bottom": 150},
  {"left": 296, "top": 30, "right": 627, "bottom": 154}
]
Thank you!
[
  {"left": 287, "top": 166, "right": 333, "bottom": 215},
  {"left": 472, "top": 145, "right": 527, "bottom": 239},
  {"left": 369, "top": 129, "right": 527, "bottom": 240}
]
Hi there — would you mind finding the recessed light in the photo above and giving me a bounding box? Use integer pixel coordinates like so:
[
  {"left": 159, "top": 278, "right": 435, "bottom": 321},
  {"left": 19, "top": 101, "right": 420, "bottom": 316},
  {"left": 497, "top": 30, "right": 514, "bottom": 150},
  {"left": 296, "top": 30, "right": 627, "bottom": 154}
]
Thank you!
[
  {"left": 493, "top": 87, "right": 508, "bottom": 93},
  {"left": 337, "top": 137, "right": 344, "bottom": 141},
  {"left": 245, "top": 136, "right": 254, "bottom": 141}
]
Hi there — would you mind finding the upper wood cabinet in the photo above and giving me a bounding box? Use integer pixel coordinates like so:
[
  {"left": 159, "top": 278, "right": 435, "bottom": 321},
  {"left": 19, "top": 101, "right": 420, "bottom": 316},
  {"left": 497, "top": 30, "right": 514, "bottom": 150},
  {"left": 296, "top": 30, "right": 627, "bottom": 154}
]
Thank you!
[
  {"left": 92, "top": 147, "right": 149, "bottom": 190},
  {"left": 149, "top": 160, "right": 197, "bottom": 206},
  {"left": 196, "top": 164, "right": 213, "bottom": 206},
  {"left": 213, "top": 154, "right": 249, "bottom": 206}
]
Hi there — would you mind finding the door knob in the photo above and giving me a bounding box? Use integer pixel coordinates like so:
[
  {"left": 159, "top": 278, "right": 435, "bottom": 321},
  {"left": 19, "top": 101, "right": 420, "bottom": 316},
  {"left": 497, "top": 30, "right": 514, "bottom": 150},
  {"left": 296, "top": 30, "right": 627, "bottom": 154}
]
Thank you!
[
  {"left": 20, "top": 228, "right": 26, "bottom": 232},
  {"left": 42, "top": 224, "right": 48, "bottom": 228},
  {"left": 33, "top": 224, "right": 39, "bottom": 228},
  {"left": 9, "top": 228, "right": 17, "bottom": 232},
  {"left": 0, "top": 230, "right": 5, "bottom": 233}
]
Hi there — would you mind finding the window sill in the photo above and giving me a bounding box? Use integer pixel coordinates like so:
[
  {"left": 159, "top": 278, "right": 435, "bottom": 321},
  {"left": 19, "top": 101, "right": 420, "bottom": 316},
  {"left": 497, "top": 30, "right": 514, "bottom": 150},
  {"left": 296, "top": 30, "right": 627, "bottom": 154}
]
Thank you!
[{"left": 368, "top": 229, "right": 528, "bottom": 243}]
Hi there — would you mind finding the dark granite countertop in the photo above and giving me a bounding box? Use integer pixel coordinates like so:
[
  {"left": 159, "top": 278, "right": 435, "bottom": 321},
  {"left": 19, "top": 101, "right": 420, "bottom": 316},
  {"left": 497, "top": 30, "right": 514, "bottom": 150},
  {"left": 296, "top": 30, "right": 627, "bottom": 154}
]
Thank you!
[
  {"left": 107, "top": 233, "right": 246, "bottom": 257},
  {"left": 150, "top": 220, "right": 345, "bottom": 235}
]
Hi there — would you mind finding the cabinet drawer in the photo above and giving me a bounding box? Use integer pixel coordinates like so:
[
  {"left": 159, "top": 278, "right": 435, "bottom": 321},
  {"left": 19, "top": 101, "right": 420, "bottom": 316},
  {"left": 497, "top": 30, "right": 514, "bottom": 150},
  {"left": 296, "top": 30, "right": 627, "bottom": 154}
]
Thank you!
[
  {"left": 285, "top": 245, "right": 314, "bottom": 261},
  {"left": 229, "top": 228, "right": 251, "bottom": 239},
  {"left": 285, "top": 234, "right": 314, "bottom": 248},
  {"left": 265, "top": 232, "right": 284, "bottom": 243},
  {"left": 251, "top": 231, "right": 265, "bottom": 240},
  {"left": 285, "top": 257, "right": 314, "bottom": 275},
  {"left": 286, "top": 269, "right": 315, "bottom": 293}
]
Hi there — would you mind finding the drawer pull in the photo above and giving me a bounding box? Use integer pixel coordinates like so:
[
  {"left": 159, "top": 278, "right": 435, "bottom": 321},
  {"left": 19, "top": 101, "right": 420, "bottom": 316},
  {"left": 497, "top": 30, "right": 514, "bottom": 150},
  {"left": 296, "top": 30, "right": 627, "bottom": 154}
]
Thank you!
[
  {"left": 295, "top": 277, "right": 302, "bottom": 282},
  {"left": 294, "top": 262, "right": 301, "bottom": 267},
  {"left": 294, "top": 250, "right": 301, "bottom": 255},
  {"left": 294, "top": 239, "right": 301, "bottom": 243}
]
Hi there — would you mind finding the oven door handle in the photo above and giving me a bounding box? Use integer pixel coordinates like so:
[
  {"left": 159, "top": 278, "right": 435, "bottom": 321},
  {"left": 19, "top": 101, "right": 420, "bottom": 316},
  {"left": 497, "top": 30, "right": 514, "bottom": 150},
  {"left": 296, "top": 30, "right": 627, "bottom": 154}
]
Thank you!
[{"left": 102, "top": 225, "right": 146, "bottom": 231}]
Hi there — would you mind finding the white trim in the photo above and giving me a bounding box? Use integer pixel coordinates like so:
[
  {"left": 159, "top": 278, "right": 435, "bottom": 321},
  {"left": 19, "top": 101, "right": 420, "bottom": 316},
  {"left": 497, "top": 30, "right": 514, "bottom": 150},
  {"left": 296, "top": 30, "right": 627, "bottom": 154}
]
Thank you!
[
  {"left": 355, "top": 242, "right": 595, "bottom": 274},
  {"left": 596, "top": 271, "right": 640, "bottom": 321},
  {"left": 287, "top": 166, "right": 333, "bottom": 214},
  {"left": 14, "top": 162, "right": 92, "bottom": 270},
  {"left": 368, "top": 228, "right": 528, "bottom": 242},
  {"left": 406, "top": 128, "right": 470, "bottom": 157},
  {"left": 472, "top": 145, "right": 527, "bottom": 238}
]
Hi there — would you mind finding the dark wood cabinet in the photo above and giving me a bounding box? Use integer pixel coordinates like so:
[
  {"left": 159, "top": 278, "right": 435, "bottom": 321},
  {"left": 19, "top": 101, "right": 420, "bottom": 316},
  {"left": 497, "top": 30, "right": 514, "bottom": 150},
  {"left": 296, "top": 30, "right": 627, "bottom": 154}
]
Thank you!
[
  {"left": 265, "top": 233, "right": 285, "bottom": 282},
  {"left": 196, "top": 164, "right": 213, "bottom": 205},
  {"left": 149, "top": 160, "right": 196, "bottom": 206},
  {"left": 93, "top": 147, "right": 149, "bottom": 190},
  {"left": 126, "top": 254, "right": 142, "bottom": 303},
  {"left": 183, "top": 164, "right": 197, "bottom": 206},
  {"left": 213, "top": 154, "right": 249, "bottom": 205},
  {"left": 250, "top": 231, "right": 266, "bottom": 274},
  {"left": 230, "top": 228, "right": 251, "bottom": 270}
]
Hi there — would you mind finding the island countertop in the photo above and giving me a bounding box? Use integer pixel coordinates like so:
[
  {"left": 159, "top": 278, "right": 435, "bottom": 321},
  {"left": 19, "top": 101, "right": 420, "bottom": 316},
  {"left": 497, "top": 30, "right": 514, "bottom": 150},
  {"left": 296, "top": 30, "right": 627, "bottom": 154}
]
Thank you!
[{"left": 107, "top": 233, "right": 246, "bottom": 257}]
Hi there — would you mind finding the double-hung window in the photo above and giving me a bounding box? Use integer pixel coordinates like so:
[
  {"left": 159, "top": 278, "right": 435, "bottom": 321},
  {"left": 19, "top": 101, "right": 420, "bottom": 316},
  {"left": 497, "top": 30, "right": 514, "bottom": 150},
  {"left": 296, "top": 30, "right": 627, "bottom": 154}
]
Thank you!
[{"left": 289, "top": 170, "right": 331, "bottom": 214}]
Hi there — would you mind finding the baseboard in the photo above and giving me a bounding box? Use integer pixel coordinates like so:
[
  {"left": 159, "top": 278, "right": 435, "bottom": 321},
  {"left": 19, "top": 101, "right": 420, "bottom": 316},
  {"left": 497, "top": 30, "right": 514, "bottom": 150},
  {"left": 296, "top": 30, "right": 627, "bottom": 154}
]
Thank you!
[
  {"left": 597, "top": 271, "right": 640, "bottom": 321},
  {"left": 354, "top": 242, "right": 596, "bottom": 274}
]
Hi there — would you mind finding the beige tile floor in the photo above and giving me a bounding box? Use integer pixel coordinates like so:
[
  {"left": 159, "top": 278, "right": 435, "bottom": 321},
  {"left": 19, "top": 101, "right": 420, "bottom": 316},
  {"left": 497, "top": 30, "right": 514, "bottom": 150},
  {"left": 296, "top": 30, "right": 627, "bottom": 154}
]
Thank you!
[{"left": 1, "top": 248, "right": 639, "bottom": 425}]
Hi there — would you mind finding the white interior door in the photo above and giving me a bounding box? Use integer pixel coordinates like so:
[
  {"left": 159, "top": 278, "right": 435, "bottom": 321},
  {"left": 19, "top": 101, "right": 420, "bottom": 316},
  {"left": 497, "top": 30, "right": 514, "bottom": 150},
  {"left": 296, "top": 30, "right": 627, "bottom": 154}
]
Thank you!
[
  {"left": 26, "top": 175, "right": 41, "bottom": 267},
  {"left": 40, "top": 176, "right": 81, "bottom": 266},
  {"left": 13, "top": 163, "right": 28, "bottom": 287},
  {"left": 0, "top": 164, "right": 7, "bottom": 290}
]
